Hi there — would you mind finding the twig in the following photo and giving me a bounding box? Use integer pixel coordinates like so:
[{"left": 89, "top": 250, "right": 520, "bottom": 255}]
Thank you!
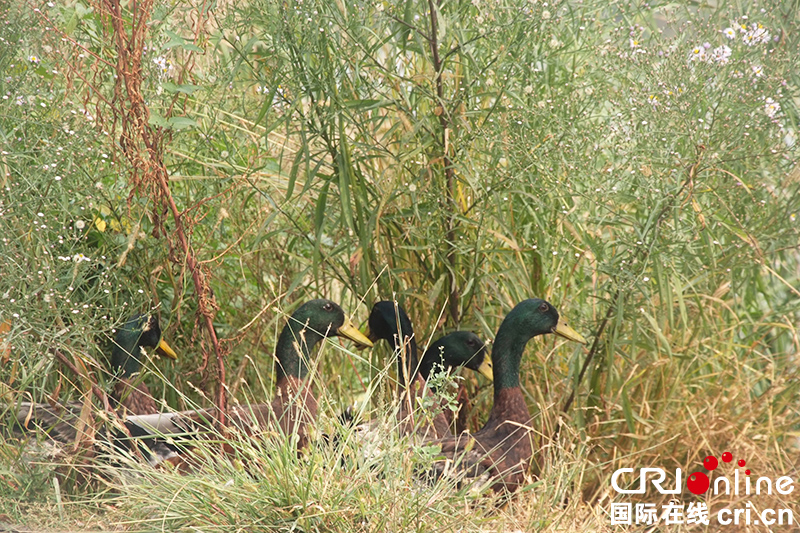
[
  {"left": 51, "top": 349, "right": 112, "bottom": 413},
  {"left": 102, "top": 0, "right": 228, "bottom": 423}
]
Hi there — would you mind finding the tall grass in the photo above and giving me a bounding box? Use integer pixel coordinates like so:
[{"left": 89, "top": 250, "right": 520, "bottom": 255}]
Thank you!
[{"left": 1, "top": 0, "right": 798, "bottom": 530}]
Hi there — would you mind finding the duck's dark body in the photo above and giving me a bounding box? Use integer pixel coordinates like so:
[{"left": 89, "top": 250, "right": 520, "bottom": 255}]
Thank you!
[
  {"left": 419, "top": 331, "right": 491, "bottom": 434},
  {"left": 430, "top": 299, "right": 586, "bottom": 492},
  {"left": 436, "top": 387, "right": 533, "bottom": 491}
]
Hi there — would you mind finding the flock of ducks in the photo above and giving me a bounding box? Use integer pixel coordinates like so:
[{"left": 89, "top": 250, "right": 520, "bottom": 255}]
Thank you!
[{"left": 8, "top": 297, "right": 587, "bottom": 493}]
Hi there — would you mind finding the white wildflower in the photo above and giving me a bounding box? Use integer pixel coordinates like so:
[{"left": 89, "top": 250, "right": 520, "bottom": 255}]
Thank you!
[
  {"left": 711, "top": 45, "right": 732, "bottom": 64},
  {"left": 751, "top": 24, "right": 770, "bottom": 44},
  {"left": 764, "top": 97, "right": 780, "bottom": 118},
  {"left": 689, "top": 46, "right": 707, "bottom": 62},
  {"left": 153, "top": 56, "right": 173, "bottom": 77},
  {"left": 722, "top": 27, "right": 736, "bottom": 39}
]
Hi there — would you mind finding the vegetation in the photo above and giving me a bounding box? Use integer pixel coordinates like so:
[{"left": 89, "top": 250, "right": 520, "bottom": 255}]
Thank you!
[{"left": 1, "top": 0, "right": 798, "bottom": 530}]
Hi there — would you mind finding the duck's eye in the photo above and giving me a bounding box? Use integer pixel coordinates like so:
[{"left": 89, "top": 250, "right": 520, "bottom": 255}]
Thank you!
[
  {"left": 466, "top": 339, "right": 477, "bottom": 347},
  {"left": 538, "top": 302, "right": 549, "bottom": 313},
  {"left": 322, "top": 302, "right": 334, "bottom": 312}
]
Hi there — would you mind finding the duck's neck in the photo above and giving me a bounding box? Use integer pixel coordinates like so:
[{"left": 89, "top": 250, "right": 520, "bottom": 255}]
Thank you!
[
  {"left": 416, "top": 351, "right": 439, "bottom": 382},
  {"left": 490, "top": 312, "right": 533, "bottom": 399},
  {"left": 377, "top": 308, "right": 419, "bottom": 388},
  {"left": 111, "top": 338, "right": 144, "bottom": 379},
  {"left": 391, "top": 329, "right": 418, "bottom": 389},
  {"left": 275, "top": 321, "right": 325, "bottom": 381}
]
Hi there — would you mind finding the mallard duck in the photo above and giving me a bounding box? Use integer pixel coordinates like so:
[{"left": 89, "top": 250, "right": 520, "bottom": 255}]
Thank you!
[
  {"left": 364, "top": 301, "right": 420, "bottom": 387},
  {"left": 110, "top": 314, "right": 177, "bottom": 415},
  {"left": 9, "top": 314, "right": 176, "bottom": 443},
  {"left": 430, "top": 298, "right": 587, "bottom": 492},
  {"left": 123, "top": 298, "right": 373, "bottom": 455},
  {"left": 363, "top": 301, "right": 492, "bottom": 438},
  {"left": 258, "top": 298, "right": 373, "bottom": 448},
  {"left": 418, "top": 331, "right": 492, "bottom": 384},
  {"left": 419, "top": 331, "right": 492, "bottom": 433}
]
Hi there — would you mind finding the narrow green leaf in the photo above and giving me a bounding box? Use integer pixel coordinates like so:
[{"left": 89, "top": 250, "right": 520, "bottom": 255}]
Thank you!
[
  {"left": 337, "top": 123, "right": 354, "bottom": 232},
  {"left": 286, "top": 149, "right": 304, "bottom": 201},
  {"left": 642, "top": 310, "right": 672, "bottom": 358},
  {"left": 621, "top": 388, "right": 635, "bottom": 433},
  {"left": 255, "top": 84, "right": 279, "bottom": 126},
  {"left": 161, "top": 82, "right": 203, "bottom": 95},
  {"left": 167, "top": 117, "right": 197, "bottom": 130}
]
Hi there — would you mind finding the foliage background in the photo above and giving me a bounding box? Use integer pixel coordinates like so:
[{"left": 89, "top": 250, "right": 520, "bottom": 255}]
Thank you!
[{"left": 1, "top": 0, "right": 798, "bottom": 529}]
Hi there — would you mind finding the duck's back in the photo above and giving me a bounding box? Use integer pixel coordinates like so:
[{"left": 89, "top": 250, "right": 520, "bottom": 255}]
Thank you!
[{"left": 113, "top": 378, "right": 159, "bottom": 415}]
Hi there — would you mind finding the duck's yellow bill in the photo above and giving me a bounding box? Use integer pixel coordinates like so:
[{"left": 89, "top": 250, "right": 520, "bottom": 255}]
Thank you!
[
  {"left": 338, "top": 319, "right": 374, "bottom": 348},
  {"left": 156, "top": 339, "right": 178, "bottom": 360},
  {"left": 476, "top": 358, "right": 494, "bottom": 381},
  {"left": 363, "top": 323, "right": 377, "bottom": 343},
  {"left": 553, "top": 318, "right": 587, "bottom": 344}
]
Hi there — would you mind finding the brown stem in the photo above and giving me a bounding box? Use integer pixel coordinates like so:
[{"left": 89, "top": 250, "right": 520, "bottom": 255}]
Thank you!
[
  {"left": 103, "top": 0, "right": 228, "bottom": 423},
  {"left": 51, "top": 349, "right": 112, "bottom": 413}
]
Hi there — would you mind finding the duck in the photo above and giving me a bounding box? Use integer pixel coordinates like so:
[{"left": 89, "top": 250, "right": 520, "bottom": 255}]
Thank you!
[
  {"left": 364, "top": 300, "right": 420, "bottom": 388},
  {"left": 110, "top": 314, "right": 178, "bottom": 415},
  {"left": 255, "top": 298, "right": 373, "bottom": 449},
  {"left": 419, "top": 331, "right": 492, "bottom": 433},
  {"left": 363, "top": 301, "right": 492, "bottom": 438},
  {"left": 429, "top": 298, "right": 587, "bottom": 493},
  {"left": 123, "top": 298, "right": 373, "bottom": 455},
  {"left": 10, "top": 313, "right": 177, "bottom": 444}
]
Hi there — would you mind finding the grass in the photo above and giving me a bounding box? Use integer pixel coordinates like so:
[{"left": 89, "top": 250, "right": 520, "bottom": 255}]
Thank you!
[{"left": 1, "top": 0, "right": 799, "bottom": 530}]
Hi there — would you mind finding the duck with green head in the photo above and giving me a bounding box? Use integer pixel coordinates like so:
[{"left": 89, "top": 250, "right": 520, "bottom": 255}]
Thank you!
[
  {"left": 10, "top": 313, "right": 177, "bottom": 444},
  {"left": 364, "top": 301, "right": 493, "bottom": 438},
  {"left": 123, "top": 299, "right": 373, "bottom": 455},
  {"left": 420, "top": 331, "right": 492, "bottom": 433},
  {"left": 364, "top": 301, "right": 420, "bottom": 388},
  {"left": 110, "top": 314, "right": 178, "bottom": 415},
  {"left": 262, "top": 298, "right": 373, "bottom": 448},
  {"left": 431, "top": 298, "right": 587, "bottom": 492}
]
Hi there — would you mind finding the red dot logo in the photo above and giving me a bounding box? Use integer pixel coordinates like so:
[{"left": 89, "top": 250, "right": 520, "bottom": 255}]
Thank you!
[
  {"left": 738, "top": 459, "right": 746, "bottom": 467},
  {"left": 746, "top": 469, "right": 751, "bottom": 475},
  {"left": 703, "top": 456, "right": 718, "bottom": 470},
  {"left": 722, "top": 452, "right": 733, "bottom": 463},
  {"left": 687, "top": 472, "right": 710, "bottom": 494}
]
